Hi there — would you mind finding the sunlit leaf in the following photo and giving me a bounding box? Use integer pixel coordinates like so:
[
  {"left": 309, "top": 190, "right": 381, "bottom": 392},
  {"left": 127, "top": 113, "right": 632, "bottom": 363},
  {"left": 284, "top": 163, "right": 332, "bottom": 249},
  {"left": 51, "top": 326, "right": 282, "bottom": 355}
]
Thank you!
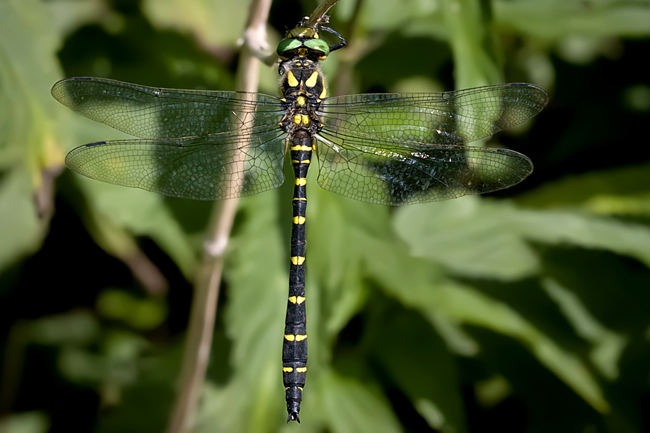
[
  {"left": 519, "top": 161, "right": 650, "bottom": 216},
  {"left": 200, "top": 191, "right": 289, "bottom": 432},
  {"left": 0, "top": 170, "right": 44, "bottom": 272},
  {"left": 87, "top": 185, "right": 200, "bottom": 278},
  {"left": 361, "top": 225, "right": 610, "bottom": 413},
  {"left": 441, "top": 0, "right": 502, "bottom": 88},
  {"left": 96, "top": 289, "right": 167, "bottom": 330},
  {"left": 0, "top": 411, "right": 50, "bottom": 433},
  {"left": 142, "top": 0, "right": 248, "bottom": 48},
  {"left": 495, "top": 0, "right": 650, "bottom": 39},
  {"left": 542, "top": 278, "right": 627, "bottom": 380},
  {"left": 29, "top": 310, "right": 100, "bottom": 346},
  {"left": 360, "top": 0, "right": 441, "bottom": 32},
  {"left": 308, "top": 189, "right": 383, "bottom": 338},
  {"left": 394, "top": 197, "right": 539, "bottom": 280},
  {"left": 394, "top": 197, "right": 650, "bottom": 280},
  {"left": 0, "top": 0, "right": 66, "bottom": 271}
]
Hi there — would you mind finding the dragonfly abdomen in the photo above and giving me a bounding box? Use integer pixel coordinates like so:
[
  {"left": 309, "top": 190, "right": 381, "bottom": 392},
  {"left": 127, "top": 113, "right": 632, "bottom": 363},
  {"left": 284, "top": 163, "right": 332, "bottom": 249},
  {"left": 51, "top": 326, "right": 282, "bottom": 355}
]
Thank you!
[{"left": 283, "top": 130, "right": 313, "bottom": 423}]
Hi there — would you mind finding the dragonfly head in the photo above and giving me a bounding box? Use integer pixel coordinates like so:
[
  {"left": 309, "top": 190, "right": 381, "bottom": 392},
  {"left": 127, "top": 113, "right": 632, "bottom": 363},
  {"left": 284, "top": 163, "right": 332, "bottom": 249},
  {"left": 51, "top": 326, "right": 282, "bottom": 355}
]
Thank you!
[{"left": 277, "top": 27, "right": 330, "bottom": 61}]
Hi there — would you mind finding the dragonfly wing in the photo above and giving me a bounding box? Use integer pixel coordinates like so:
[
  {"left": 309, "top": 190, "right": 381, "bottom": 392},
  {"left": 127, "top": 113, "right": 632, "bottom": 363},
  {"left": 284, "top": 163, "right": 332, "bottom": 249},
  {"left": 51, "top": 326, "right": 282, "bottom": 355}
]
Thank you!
[
  {"left": 319, "top": 83, "right": 548, "bottom": 145},
  {"left": 52, "top": 77, "right": 284, "bottom": 139},
  {"left": 315, "top": 129, "right": 533, "bottom": 206},
  {"left": 66, "top": 126, "right": 287, "bottom": 200}
]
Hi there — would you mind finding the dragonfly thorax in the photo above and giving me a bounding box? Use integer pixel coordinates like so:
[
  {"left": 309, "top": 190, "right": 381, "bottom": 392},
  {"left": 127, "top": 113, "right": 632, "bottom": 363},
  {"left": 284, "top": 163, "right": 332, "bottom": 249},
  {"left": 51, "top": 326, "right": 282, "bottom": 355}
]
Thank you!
[
  {"left": 279, "top": 59, "right": 327, "bottom": 100},
  {"left": 278, "top": 55, "right": 326, "bottom": 136}
]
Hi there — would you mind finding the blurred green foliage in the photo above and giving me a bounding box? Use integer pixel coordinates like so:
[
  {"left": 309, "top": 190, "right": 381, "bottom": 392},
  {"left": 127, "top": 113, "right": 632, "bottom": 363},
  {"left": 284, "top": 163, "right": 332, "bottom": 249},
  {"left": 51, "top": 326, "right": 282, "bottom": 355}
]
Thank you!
[{"left": 1, "top": 0, "right": 650, "bottom": 432}]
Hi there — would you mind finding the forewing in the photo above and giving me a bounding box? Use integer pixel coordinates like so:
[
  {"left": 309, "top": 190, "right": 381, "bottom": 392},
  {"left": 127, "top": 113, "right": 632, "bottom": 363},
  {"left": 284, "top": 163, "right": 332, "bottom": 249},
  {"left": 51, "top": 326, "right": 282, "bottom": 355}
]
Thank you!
[
  {"left": 319, "top": 83, "right": 548, "bottom": 145},
  {"left": 51, "top": 77, "right": 284, "bottom": 139},
  {"left": 315, "top": 129, "right": 533, "bottom": 206},
  {"left": 66, "top": 126, "right": 287, "bottom": 200}
]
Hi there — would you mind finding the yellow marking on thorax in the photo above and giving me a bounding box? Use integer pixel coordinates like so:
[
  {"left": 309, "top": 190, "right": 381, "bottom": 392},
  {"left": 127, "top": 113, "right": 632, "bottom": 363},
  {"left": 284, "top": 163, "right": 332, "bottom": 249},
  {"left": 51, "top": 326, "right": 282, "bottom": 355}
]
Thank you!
[
  {"left": 291, "top": 256, "right": 306, "bottom": 265},
  {"left": 287, "top": 71, "right": 299, "bottom": 87},
  {"left": 293, "top": 114, "right": 302, "bottom": 124},
  {"left": 297, "top": 96, "right": 306, "bottom": 105},
  {"left": 305, "top": 71, "right": 319, "bottom": 87},
  {"left": 293, "top": 216, "right": 306, "bottom": 224},
  {"left": 295, "top": 178, "right": 307, "bottom": 186},
  {"left": 301, "top": 114, "right": 310, "bottom": 125},
  {"left": 291, "top": 144, "right": 312, "bottom": 151},
  {"left": 320, "top": 87, "right": 327, "bottom": 99},
  {"left": 288, "top": 295, "right": 306, "bottom": 304}
]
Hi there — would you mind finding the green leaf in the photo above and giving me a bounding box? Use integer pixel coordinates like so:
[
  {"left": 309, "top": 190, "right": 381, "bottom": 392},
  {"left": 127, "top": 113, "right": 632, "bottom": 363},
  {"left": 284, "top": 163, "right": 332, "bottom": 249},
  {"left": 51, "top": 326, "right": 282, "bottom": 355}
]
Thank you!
[
  {"left": 371, "top": 311, "right": 467, "bottom": 432},
  {"left": 431, "top": 283, "right": 609, "bottom": 413},
  {"left": 318, "top": 370, "right": 402, "bottom": 433},
  {"left": 29, "top": 310, "right": 100, "bottom": 346},
  {"left": 394, "top": 197, "right": 538, "bottom": 280},
  {"left": 495, "top": 0, "right": 650, "bottom": 39},
  {"left": 308, "top": 190, "right": 385, "bottom": 338},
  {"left": 0, "top": 169, "right": 44, "bottom": 272},
  {"left": 519, "top": 161, "right": 650, "bottom": 216},
  {"left": 361, "top": 215, "right": 610, "bottom": 414},
  {"left": 201, "top": 191, "right": 288, "bottom": 432},
  {"left": 441, "top": 0, "right": 502, "bottom": 88},
  {"left": 360, "top": 0, "right": 441, "bottom": 32},
  {"left": 394, "top": 197, "right": 650, "bottom": 280},
  {"left": 85, "top": 185, "right": 201, "bottom": 278},
  {"left": 0, "top": 412, "right": 50, "bottom": 433},
  {"left": 96, "top": 289, "right": 168, "bottom": 330},
  {"left": 0, "top": 0, "right": 65, "bottom": 172},
  {"left": 0, "top": 0, "right": 67, "bottom": 271},
  {"left": 59, "top": 105, "right": 203, "bottom": 279},
  {"left": 142, "top": 0, "right": 248, "bottom": 48},
  {"left": 542, "top": 278, "right": 627, "bottom": 380}
]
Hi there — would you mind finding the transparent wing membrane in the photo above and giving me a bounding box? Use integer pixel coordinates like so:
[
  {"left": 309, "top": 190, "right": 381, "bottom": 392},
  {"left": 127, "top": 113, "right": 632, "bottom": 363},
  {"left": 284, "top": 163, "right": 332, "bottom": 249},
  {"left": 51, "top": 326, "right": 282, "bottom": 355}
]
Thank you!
[
  {"left": 54, "top": 78, "right": 545, "bottom": 203},
  {"left": 52, "top": 77, "right": 284, "bottom": 139},
  {"left": 315, "top": 129, "right": 533, "bottom": 205},
  {"left": 315, "top": 83, "right": 545, "bottom": 204},
  {"left": 320, "top": 83, "right": 548, "bottom": 145},
  {"left": 54, "top": 77, "right": 287, "bottom": 199},
  {"left": 66, "top": 127, "right": 286, "bottom": 200}
]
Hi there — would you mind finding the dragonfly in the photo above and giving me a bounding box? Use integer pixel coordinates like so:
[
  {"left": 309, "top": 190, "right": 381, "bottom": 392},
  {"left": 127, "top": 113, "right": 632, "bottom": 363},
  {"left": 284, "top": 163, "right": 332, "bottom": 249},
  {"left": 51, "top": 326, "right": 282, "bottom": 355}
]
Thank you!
[{"left": 51, "top": 17, "right": 548, "bottom": 423}]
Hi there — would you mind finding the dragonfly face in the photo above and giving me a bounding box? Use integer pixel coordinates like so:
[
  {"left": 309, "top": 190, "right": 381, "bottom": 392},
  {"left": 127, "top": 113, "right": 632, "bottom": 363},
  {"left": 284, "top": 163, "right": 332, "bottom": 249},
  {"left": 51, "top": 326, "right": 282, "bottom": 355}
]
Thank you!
[
  {"left": 51, "top": 18, "right": 548, "bottom": 424},
  {"left": 277, "top": 27, "right": 330, "bottom": 61}
]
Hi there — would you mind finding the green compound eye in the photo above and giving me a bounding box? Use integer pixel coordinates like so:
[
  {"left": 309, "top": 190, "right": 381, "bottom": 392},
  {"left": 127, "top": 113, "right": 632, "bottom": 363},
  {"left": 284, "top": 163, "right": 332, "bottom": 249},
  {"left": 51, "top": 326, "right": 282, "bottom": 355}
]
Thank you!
[
  {"left": 277, "top": 38, "right": 303, "bottom": 56},
  {"left": 304, "top": 39, "right": 330, "bottom": 56}
]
